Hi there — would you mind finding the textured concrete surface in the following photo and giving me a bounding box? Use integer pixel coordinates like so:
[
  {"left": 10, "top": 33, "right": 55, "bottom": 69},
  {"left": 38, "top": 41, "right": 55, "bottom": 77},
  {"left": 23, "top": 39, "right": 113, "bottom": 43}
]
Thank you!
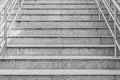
[
  {"left": 7, "top": 37, "right": 114, "bottom": 45},
  {"left": 9, "top": 29, "right": 111, "bottom": 36},
  {"left": 24, "top": 0, "right": 95, "bottom": 3},
  {"left": 0, "top": 59, "right": 117, "bottom": 69},
  {"left": 15, "top": 21, "right": 113, "bottom": 28},
  {"left": 20, "top": 15, "right": 100, "bottom": 21},
  {"left": 7, "top": 48, "right": 114, "bottom": 56},
  {"left": 1, "top": 0, "right": 119, "bottom": 79},
  {"left": 22, "top": 5, "right": 97, "bottom": 9},
  {"left": 0, "top": 76, "right": 120, "bottom": 80},
  {"left": 21, "top": 9, "right": 100, "bottom": 14}
]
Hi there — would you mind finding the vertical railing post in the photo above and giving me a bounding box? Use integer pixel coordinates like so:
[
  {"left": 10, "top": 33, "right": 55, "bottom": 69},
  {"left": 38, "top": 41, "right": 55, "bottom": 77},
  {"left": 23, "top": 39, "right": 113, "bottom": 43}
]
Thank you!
[
  {"left": 109, "top": 0, "right": 111, "bottom": 20},
  {"left": 18, "top": 0, "right": 21, "bottom": 19},
  {"left": 3, "top": 6, "right": 7, "bottom": 56},
  {"left": 114, "top": 0, "right": 117, "bottom": 57},
  {"left": 99, "top": 0, "right": 102, "bottom": 20}
]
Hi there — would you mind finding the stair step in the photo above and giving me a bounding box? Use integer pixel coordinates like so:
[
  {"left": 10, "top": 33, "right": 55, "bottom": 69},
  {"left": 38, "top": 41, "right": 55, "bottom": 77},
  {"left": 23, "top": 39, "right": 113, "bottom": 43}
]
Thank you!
[
  {"left": 24, "top": 0, "right": 120, "bottom": 4},
  {"left": 8, "top": 29, "right": 111, "bottom": 36},
  {"left": 15, "top": 21, "right": 113, "bottom": 28},
  {"left": 18, "top": 15, "right": 111, "bottom": 21},
  {"left": 22, "top": 5, "right": 98, "bottom": 9},
  {"left": 18, "top": 16, "right": 99, "bottom": 21},
  {"left": 20, "top": 9, "right": 100, "bottom": 14},
  {"left": 7, "top": 37, "right": 114, "bottom": 45},
  {"left": 0, "top": 69, "right": 120, "bottom": 75},
  {"left": 0, "top": 56, "right": 120, "bottom": 60},
  {"left": 6, "top": 46, "right": 114, "bottom": 56},
  {"left": 0, "top": 75, "right": 119, "bottom": 80},
  {"left": 0, "top": 60, "right": 119, "bottom": 69},
  {"left": 24, "top": 1, "right": 95, "bottom": 4}
]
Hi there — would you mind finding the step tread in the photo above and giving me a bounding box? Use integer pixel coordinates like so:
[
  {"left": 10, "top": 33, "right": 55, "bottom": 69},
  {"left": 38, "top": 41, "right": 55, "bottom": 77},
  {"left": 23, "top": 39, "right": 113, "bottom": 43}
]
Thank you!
[{"left": 0, "top": 69, "right": 120, "bottom": 75}]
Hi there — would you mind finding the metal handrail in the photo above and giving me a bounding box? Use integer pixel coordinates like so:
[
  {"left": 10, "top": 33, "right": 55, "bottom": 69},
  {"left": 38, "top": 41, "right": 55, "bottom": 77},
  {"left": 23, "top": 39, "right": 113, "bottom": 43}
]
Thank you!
[
  {"left": 95, "top": 0, "right": 120, "bottom": 57},
  {"left": 0, "top": 0, "right": 25, "bottom": 55}
]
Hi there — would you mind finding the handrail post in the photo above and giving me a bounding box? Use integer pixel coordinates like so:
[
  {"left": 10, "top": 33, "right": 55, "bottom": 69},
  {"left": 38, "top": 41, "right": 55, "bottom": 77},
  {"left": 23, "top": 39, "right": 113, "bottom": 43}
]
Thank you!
[
  {"left": 114, "top": 0, "right": 117, "bottom": 57},
  {"left": 109, "top": 0, "right": 111, "bottom": 20},
  {"left": 99, "top": 0, "right": 102, "bottom": 20},
  {"left": 18, "top": 0, "right": 21, "bottom": 19},
  {"left": 3, "top": 6, "right": 7, "bottom": 56}
]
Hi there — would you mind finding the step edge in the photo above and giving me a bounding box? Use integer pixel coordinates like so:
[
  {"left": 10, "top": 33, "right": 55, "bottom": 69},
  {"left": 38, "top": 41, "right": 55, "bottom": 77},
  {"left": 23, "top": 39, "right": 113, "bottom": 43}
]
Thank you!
[
  {"left": 0, "top": 56, "right": 119, "bottom": 60},
  {"left": 0, "top": 69, "right": 120, "bottom": 75}
]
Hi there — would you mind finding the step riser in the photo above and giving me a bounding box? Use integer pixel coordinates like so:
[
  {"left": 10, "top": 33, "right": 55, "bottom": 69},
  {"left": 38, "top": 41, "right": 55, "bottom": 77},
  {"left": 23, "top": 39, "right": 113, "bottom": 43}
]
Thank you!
[
  {"left": 24, "top": 0, "right": 120, "bottom": 3},
  {"left": 6, "top": 48, "right": 114, "bottom": 56},
  {"left": 9, "top": 29, "right": 111, "bottom": 36},
  {"left": 0, "top": 60, "right": 119, "bottom": 69},
  {"left": 22, "top": 5, "right": 98, "bottom": 9},
  {"left": 24, "top": 1, "right": 95, "bottom": 3},
  {"left": 22, "top": 4, "right": 118, "bottom": 8},
  {"left": 15, "top": 22, "right": 113, "bottom": 28},
  {"left": 20, "top": 8, "right": 104, "bottom": 10},
  {"left": 13, "top": 9, "right": 110, "bottom": 15},
  {"left": 0, "top": 76, "right": 119, "bottom": 80},
  {"left": 22, "top": 4, "right": 119, "bottom": 9},
  {"left": 7, "top": 38, "right": 114, "bottom": 45},
  {"left": 20, "top": 9, "right": 104, "bottom": 14},
  {"left": 17, "top": 15, "right": 112, "bottom": 21}
]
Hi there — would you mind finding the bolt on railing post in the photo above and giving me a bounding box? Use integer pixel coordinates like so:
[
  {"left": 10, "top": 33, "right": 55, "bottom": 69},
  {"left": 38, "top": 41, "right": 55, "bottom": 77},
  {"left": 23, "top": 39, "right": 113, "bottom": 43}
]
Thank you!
[
  {"left": 99, "top": 0, "right": 102, "bottom": 20},
  {"left": 114, "top": 0, "right": 117, "bottom": 57},
  {"left": 3, "top": 6, "right": 7, "bottom": 56}
]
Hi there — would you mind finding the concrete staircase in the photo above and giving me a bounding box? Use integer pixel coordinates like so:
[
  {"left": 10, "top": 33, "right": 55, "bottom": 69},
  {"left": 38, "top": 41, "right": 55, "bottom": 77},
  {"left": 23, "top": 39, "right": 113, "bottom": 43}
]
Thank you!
[{"left": 0, "top": 0, "right": 120, "bottom": 80}]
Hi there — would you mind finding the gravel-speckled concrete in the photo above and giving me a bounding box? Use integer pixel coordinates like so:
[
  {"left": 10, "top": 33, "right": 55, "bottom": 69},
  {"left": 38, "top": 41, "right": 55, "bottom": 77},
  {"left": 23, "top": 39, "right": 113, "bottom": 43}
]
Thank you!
[
  {"left": 0, "top": 76, "right": 119, "bottom": 80},
  {"left": 7, "top": 48, "right": 114, "bottom": 56}
]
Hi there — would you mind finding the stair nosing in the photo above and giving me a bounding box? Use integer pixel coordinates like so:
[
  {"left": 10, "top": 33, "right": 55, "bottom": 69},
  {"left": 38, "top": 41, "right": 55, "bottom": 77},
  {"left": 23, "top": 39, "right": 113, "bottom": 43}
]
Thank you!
[
  {"left": 13, "top": 20, "right": 114, "bottom": 22},
  {"left": 10, "top": 27, "right": 110, "bottom": 29},
  {"left": 7, "top": 45, "right": 114, "bottom": 48},
  {"left": 4, "top": 35, "right": 116, "bottom": 38},
  {"left": 0, "top": 69, "right": 120, "bottom": 75},
  {"left": 0, "top": 56, "right": 119, "bottom": 60}
]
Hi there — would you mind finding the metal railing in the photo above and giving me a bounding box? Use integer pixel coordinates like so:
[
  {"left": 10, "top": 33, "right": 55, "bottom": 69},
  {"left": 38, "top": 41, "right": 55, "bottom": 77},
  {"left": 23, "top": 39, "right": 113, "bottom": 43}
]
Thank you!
[
  {"left": 0, "top": 0, "right": 24, "bottom": 55},
  {"left": 95, "top": 0, "right": 120, "bottom": 57}
]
